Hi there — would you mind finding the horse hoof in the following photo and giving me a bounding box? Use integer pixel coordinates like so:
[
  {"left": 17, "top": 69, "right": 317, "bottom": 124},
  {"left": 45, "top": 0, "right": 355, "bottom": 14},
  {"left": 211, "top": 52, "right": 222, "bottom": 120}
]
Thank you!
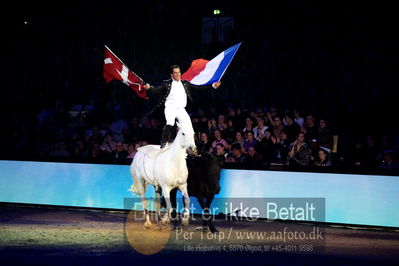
[
  {"left": 161, "top": 217, "right": 170, "bottom": 225},
  {"left": 210, "top": 227, "right": 219, "bottom": 234},
  {"left": 172, "top": 220, "right": 180, "bottom": 228},
  {"left": 195, "top": 226, "right": 208, "bottom": 232},
  {"left": 165, "top": 225, "right": 174, "bottom": 231},
  {"left": 173, "top": 224, "right": 182, "bottom": 230},
  {"left": 181, "top": 218, "right": 189, "bottom": 226},
  {"left": 144, "top": 221, "right": 152, "bottom": 229}
]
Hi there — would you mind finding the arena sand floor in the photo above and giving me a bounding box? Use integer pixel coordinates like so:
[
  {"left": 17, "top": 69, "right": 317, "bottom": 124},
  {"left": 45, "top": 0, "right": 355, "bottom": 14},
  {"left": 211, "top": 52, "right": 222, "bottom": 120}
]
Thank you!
[{"left": 0, "top": 204, "right": 398, "bottom": 265}]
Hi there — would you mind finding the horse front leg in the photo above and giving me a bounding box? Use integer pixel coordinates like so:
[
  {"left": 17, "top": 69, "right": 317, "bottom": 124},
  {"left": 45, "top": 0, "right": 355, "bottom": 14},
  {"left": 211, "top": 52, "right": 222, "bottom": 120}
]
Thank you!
[
  {"left": 179, "top": 184, "right": 190, "bottom": 226},
  {"left": 169, "top": 188, "right": 179, "bottom": 228},
  {"left": 205, "top": 194, "right": 218, "bottom": 234},
  {"left": 197, "top": 197, "right": 209, "bottom": 231},
  {"left": 154, "top": 185, "right": 162, "bottom": 229},
  {"left": 161, "top": 186, "right": 172, "bottom": 227},
  {"left": 142, "top": 195, "right": 152, "bottom": 229},
  {"left": 134, "top": 180, "right": 152, "bottom": 229}
]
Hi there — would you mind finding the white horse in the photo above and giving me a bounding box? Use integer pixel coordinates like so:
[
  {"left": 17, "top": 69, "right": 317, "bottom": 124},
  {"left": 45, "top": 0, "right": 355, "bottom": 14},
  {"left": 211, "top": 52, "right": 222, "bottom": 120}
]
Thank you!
[{"left": 129, "top": 123, "right": 197, "bottom": 229}]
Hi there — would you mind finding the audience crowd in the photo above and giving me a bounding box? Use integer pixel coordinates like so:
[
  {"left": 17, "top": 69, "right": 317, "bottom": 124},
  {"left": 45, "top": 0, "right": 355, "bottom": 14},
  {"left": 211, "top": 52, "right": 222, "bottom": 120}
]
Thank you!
[{"left": 4, "top": 101, "right": 399, "bottom": 171}]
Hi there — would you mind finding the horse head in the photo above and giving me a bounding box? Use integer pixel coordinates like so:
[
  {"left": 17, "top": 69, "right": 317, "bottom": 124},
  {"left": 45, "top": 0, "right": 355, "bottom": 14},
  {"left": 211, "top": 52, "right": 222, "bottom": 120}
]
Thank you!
[{"left": 176, "top": 122, "right": 197, "bottom": 156}]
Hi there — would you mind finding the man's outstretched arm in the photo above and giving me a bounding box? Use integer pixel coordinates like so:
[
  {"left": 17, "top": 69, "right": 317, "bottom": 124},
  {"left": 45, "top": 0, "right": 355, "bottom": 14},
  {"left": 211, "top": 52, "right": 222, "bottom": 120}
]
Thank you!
[
  {"left": 143, "top": 83, "right": 165, "bottom": 95},
  {"left": 187, "top": 81, "right": 221, "bottom": 90}
]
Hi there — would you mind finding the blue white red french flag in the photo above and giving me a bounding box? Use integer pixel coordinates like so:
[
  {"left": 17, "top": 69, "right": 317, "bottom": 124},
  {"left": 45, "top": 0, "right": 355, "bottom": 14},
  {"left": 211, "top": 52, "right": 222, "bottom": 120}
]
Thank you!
[{"left": 182, "top": 42, "right": 241, "bottom": 85}]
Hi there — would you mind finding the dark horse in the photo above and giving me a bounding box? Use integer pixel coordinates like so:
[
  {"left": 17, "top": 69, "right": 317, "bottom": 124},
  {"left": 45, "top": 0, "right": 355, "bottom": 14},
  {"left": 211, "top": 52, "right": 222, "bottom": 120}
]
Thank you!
[{"left": 163, "top": 153, "right": 222, "bottom": 233}]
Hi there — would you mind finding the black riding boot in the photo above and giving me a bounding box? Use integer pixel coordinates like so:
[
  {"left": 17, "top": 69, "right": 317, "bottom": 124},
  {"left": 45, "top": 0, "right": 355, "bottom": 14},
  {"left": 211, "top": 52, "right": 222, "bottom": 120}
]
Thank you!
[{"left": 160, "top": 125, "right": 173, "bottom": 148}]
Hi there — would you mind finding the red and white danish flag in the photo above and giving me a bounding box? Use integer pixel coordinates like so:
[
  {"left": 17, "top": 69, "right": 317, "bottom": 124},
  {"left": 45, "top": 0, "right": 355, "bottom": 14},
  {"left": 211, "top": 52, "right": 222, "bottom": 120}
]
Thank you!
[{"left": 103, "top": 45, "right": 147, "bottom": 99}]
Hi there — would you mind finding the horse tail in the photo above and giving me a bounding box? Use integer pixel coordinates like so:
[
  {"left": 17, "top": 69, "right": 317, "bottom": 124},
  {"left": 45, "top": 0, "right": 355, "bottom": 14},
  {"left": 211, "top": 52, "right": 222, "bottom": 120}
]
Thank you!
[
  {"left": 130, "top": 179, "right": 148, "bottom": 195},
  {"left": 129, "top": 153, "right": 149, "bottom": 195}
]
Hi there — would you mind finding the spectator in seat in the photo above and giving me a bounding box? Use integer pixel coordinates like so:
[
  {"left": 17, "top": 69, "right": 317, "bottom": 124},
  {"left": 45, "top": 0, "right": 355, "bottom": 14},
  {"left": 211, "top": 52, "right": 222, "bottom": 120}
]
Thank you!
[
  {"left": 314, "top": 147, "right": 333, "bottom": 167},
  {"left": 304, "top": 115, "right": 318, "bottom": 142},
  {"left": 214, "top": 143, "right": 228, "bottom": 162},
  {"left": 110, "top": 113, "right": 128, "bottom": 142},
  {"left": 197, "top": 115, "right": 208, "bottom": 133},
  {"left": 73, "top": 139, "right": 87, "bottom": 158},
  {"left": 211, "top": 129, "right": 229, "bottom": 153},
  {"left": 127, "top": 143, "right": 137, "bottom": 159},
  {"left": 112, "top": 142, "right": 129, "bottom": 161},
  {"left": 379, "top": 151, "right": 399, "bottom": 169},
  {"left": 275, "top": 130, "right": 290, "bottom": 164},
  {"left": 88, "top": 126, "right": 104, "bottom": 145},
  {"left": 129, "top": 117, "right": 144, "bottom": 142},
  {"left": 227, "top": 106, "right": 239, "bottom": 129},
  {"left": 122, "top": 126, "right": 134, "bottom": 144},
  {"left": 52, "top": 141, "right": 70, "bottom": 157},
  {"left": 318, "top": 118, "right": 333, "bottom": 149},
  {"left": 217, "top": 114, "right": 228, "bottom": 132},
  {"left": 87, "top": 142, "right": 105, "bottom": 160},
  {"left": 224, "top": 118, "right": 236, "bottom": 144},
  {"left": 293, "top": 109, "right": 304, "bottom": 127},
  {"left": 253, "top": 117, "right": 268, "bottom": 141},
  {"left": 283, "top": 113, "right": 300, "bottom": 143},
  {"left": 256, "top": 129, "right": 277, "bottom": 162},
  {"left": 309, "top": 138, "right": 320, "bottom": 164},
  {"left": 243, "top": 117, "right": 255, "bottom": 134},
  {"left": 147, "top": 118, "right": 162, "bottom": 144},
  {"left": 233, "top": 131, "right": 245, "bottom": 150},
  {"left": 270, "top": 115, "right": 284, "bottom": 140},
  {"left": 243, "top": 130, "right": 258, "bottom": 153},
  {"left": 265, "top": 104, "right": 278, "bottom": 127},
  {"left": 226, "top": 143, "right": 246, "bottom": 163},
  {"left": 197, "top": 132, "right": 212, "bottom": 155},
  {"left": 207, "top": 117, "right": 218, "bottom": 135},
  {"left": 100, "top": 133, "right": 116, "bottom": 154},
  {"left": 245, "top": 146, "right": 263, "bottom": 165},
  {"left": 191, "top": 115, "right": 200, "bottom": 134},
  {"left": 287, "top": 131, "right": 311, "bottom": 166},
  {"left": 363, "top": 136, "right": 380, "bottom": 168},
  {"left": 353, "top": 136, "right": 379, "bottom": 168}
]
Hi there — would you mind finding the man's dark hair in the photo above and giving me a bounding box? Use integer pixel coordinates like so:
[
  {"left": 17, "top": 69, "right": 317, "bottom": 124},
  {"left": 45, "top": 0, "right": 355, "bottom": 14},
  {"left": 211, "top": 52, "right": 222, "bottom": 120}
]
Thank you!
[
  {"left": 170, "top": 65, "right": 180, "bottom": 74},
  {"left": 216, "top": 143, "right": 225, "bottom": 149},
  {"left": 285, "top": 113, "right": 294, "bottom": 120},
  {"left": 246, "top": 130, "right": 254, "bottom": 136},
  {"left": 297, "top": 131, "right": 305, "bottom": 137},
  {"left": 231, "top": 143, "right": 241, "bottom": 151}
]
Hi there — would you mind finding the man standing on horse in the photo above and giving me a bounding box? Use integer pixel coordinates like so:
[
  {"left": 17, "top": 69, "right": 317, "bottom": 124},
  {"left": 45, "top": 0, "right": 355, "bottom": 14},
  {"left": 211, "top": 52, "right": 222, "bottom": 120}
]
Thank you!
[{"left": 143, "top": 65, "right": 221, "bottom": 148}]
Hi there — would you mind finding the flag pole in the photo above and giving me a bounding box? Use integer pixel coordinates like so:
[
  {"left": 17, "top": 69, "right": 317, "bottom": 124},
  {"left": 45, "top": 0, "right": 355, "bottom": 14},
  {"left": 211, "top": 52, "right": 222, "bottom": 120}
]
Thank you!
[
  {"left": 104, "top": 45, "right": 145, "bottom": 83},
  {"left": 217, "top": 42, "right": 242, "bottom": 82}
]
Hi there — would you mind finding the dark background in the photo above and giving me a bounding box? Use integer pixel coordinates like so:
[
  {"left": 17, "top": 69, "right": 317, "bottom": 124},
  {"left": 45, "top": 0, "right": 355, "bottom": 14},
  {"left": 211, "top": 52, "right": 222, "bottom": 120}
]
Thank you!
[{"left": 0, "top": 1, "right": 397, "bottom": 166}]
